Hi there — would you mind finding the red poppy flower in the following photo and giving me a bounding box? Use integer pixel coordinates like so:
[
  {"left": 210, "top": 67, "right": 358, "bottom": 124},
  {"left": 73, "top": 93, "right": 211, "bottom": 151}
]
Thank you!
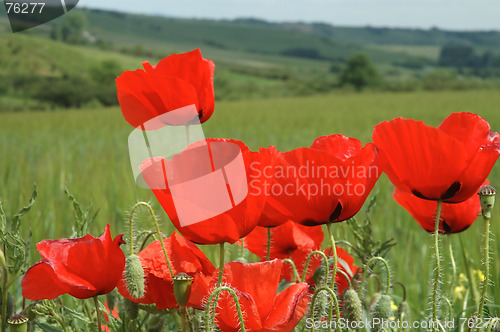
[
  {"left": 261, "top": 135, "right": 381, "bottom": 226},
  {"left": 116, "top": 49, "right": 215, "bottom": 127},
  {"left": 393, "top": 180, "right": 487, "bottom": 234},
  {"left": 141, "top": 138, "right": 273, "bottom": 244},
  {"left": 244, "top": 220, "right": 323, "bottom": 260},
  {"left": 117, "top": 232, "right": 214, "bottom": 310},
  {"left": 373, "top": 112, "right": 500, "bottom": 203},
  {"left": 21, "top": 225, "right": 125, "bottom": 300},
  {"left": 211, "top": 260, "right": 311, "bottom": 332}
]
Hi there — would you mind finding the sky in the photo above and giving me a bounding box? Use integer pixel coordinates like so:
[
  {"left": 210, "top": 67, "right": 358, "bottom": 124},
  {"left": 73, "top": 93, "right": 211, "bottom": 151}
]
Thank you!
[{"left": 80, "top": 0, "right": 500, "bottom": 31}]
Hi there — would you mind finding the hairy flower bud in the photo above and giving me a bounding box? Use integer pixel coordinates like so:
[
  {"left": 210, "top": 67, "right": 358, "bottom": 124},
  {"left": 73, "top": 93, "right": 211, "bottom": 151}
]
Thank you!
[
  {"left": 370, "top": 295, "right": 392, "bottom": 332},
  {"left": 478, "top": 185, "right": 496, "bottom": 219},
  {"left": 122, "top": 298, "right": 139, "bottom": 320},
  {"left": 106, "top": 290, "right": 118, "bottom": 312},
  {"left": 125, "top": 254, "right": 145, "bottom": 299},
  {"left": 147, "top": 314, "right": 166, "bottom": 332},
  {"left": 173, "top": 273, "right": 193, "bottom": 309},
  {"left": 342, "top": 288, "right": 363, "bottom": 323},
  {"left": 398, "top": 300, "right": 411, "bottom": 323}
]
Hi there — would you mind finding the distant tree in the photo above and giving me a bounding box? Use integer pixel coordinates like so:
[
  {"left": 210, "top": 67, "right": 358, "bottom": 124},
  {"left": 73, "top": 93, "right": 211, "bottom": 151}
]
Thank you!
[
  {"left": 280, "top": 48, "right": 323, "bottom": 60},
  {"left": 339, "top": 53, "right": 380, "bottom": 91},
  {"left": 51, "top": 12, "right": 88, "bottom": 44},
  {"left": 438, "top": 44, "right": 477, "bottom": 68}
]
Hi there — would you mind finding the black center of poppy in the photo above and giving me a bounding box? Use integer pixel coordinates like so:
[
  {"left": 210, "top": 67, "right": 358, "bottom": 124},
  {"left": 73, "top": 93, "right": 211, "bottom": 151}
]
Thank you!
[
  {"left": 329, "top": 202, "right": 343, "bottom": 222},
  {"left": 412, "top": 181, "right": 461, "bottom": 201},
  {"left": 441, "top": 181, "right": 461, "bottom": 201}
]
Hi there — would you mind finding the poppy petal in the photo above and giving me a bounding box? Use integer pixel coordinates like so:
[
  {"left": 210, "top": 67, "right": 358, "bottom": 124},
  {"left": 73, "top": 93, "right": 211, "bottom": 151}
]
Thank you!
[
  {"left": 22, "top": 259, "right": 71, "bottom": 300},
  {"left": 373, "top": 118, "right": 468, "bottom": 200},
  {"left": 262, "top": 282, "right": 310, "bottom": 331}
]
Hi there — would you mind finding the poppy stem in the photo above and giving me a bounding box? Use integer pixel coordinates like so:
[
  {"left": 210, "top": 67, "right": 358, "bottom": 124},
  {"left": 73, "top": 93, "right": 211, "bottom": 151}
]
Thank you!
[
  {"left": 325, "top": 223, "right": 338, "bottom": 291},
  {"left": 358, "top": 257, "right": 391, "bottom": 296},
  {"left": 217, "top": 242, "right": 225, "bottom": 287},
  {"left": 93, "top": 296, "right": 103, "bottom": 332},
  {"left": 301, "top": 250, "right": 329, "bottom": 285},
  {"left": 431, "top": 200, "right": 443, "bottom": 330},
  {"left": 181, "top": 307, "right": 187, "bottom": 332},
  {"left": 0, "top": 248, "right": 8, "bottom": 332},
  {"left": 239, "top": 238, "right": 245, "bottom": 258},
  {"left": 308, "top": 286, "right": 341, "bottom": 332},
  {"left": 266, "top": 227, "right": 272, "bottom": 261},
  {"left": 283, "top": 258, "right": 300, "bottom": 283},
  {"left": 477, "top": 213, "right": 491, "bottom": 319},
  {"left": 130, "top": 202, "right": 175, "bottom": 278},
  {"left": 447, "top": 236, "right": 456, "bottom": 299},
  {"left": 205, "top": 286, "right": 246, "bottom": 332}
]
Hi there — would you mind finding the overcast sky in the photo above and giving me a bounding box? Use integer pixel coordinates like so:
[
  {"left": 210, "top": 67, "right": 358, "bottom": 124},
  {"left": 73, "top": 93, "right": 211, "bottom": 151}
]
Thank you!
[{"left": 80, "top": 0, "right": 500, "bottom": 31}]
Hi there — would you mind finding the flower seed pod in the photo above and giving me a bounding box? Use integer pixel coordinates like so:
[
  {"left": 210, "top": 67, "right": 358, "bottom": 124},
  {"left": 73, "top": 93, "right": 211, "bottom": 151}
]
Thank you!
[
  {"left": 478, "top": 185, "right": 496, "bottom": 219},
  {"left": 342, "top": 288, "right": 363, "bottom": 324},
  {"left": 122, "top": 298, "right": 139, "bottom": 320},
  {"left": 7, "top": 314, "right": 29, "bottom": 332},
  {"left": 371, "top": 295, "right": 392, "bottom": 332},
  {"left": 125, "top": 254, "right": 145, "bottom": 299},
  {"left": 173, "top": 273, "right": 193, "bottom": 309}
]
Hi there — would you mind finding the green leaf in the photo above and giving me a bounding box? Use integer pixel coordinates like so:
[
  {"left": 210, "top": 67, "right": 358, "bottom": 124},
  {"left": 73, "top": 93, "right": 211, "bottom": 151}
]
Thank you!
[
  {"left": 11, "top": 184, "right": 38, "bottom": 233},
  {"left": 33, "top": 321, "right": 63, "bottom": 332}
]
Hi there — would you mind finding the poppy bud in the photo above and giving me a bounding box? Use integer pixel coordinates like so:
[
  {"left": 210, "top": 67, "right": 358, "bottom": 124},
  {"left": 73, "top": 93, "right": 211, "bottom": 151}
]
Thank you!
[
  {"left": 342, "top": 288, "right": 363, "bottom": 323},
  {"left": 397, "top": 300, "right": 411, "bottom": 323},
  {"left": 368, "top": 292, "right": 381, "bottom": 310},
  {"left": 122, "top": 298, "right": 139, "bottom": 320},
  {"left": 106, "top": 290, "right": 118, "bottom": 312},
  {"left": 147, "top": 314, "right": 166, "bottom": 332},
  {"left": 7, "top": 314, "right": 29, "bottom": 332},
  {"left": 125, "top": 254, "right": 145, "bottom": 299},
  {"left": 173, "top": 273, "right": 193, "bottom": 309},
  {"left": 370, "top": 295, "right": 392, "bottom": 332},
  {"left": 478, "top": 185, "right": 496, "bottom": 219}
]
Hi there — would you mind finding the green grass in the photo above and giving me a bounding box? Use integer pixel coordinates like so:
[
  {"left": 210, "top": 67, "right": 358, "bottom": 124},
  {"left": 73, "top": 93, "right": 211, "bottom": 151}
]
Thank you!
[{"left": 1, "top": 90, "right": 500, "bottom": 322}]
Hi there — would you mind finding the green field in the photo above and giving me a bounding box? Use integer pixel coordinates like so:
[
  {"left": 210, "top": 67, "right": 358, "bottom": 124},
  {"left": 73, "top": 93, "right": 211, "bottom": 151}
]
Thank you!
[{"left": 1, "top": 89, "right": 500, "bottom": 322}]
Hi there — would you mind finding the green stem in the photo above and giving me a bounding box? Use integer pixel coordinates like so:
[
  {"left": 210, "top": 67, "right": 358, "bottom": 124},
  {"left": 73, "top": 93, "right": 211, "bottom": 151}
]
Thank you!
[
  {"left": 301, "top": 250, "right": 329, "bottom": 286},
  {"left": 130, "top": 202, "right": 174, "bottom": 278},
  {"left": 309, "top": 286, "right": 341, "bottom": 332},
  {"left": 431, "top": 200, "right": 443, "bottom": 330},
  {"left": 459, "top": 234, "right": 478, "bottom": 310},
  {"left": 217, "top": 242, "right": 225, "bottom": 287},
  {"left": 283, "top": 258, "right": 300, "bottom": 283},
  {"left": 181, "top": 307, "right": 187, "bottom": 332},
  {"left": 358, "top": 256, "right": 391, "bottom": 296},
  {"left": 440, "top": 297, "right": 453, "bottom": 326},
  {"left": 486, "top": 318, "right": 499, "bottom": 332},
  {"left": 447, "top": 236, "right": 456, "bottom": 300},
  {"left": 239, "top": 238, "right": 245, "bottom": 258},
  {"left": 205, "top": 286, "right": 246, "bottom": 332},
  {"left": 325, "top": 223, "right": 338, "bottom": 290},
  {"left": 128, "top": 206, "right": 137, "bottom": 255},
  {"left": 336, "top": 269, "right": 352, "bottom": 289},
  {"left": 93, "top": 296, "right": 103, "bottom": 332},
  {"left": 266, "top": 227, "right": 272, "bottom": 261},
  {"left": 0, "top": 248, "right": 8, "bottom": 332},
  {"left": 477, "top": 215, "right": 491, "bottom": 319}
]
